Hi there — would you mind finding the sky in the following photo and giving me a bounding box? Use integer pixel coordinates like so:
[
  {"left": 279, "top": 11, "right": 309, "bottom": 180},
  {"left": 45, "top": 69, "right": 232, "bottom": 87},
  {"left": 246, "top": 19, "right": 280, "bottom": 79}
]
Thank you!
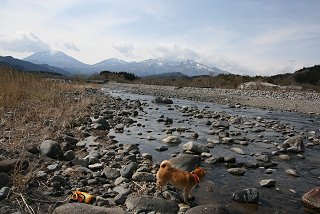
[{"left": 0, "top": 0, "right": 319, "bottom": 76}]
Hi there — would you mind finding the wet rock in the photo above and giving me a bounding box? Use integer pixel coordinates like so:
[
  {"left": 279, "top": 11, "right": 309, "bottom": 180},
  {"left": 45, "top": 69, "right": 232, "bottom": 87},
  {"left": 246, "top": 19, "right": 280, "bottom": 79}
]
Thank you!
[
  {"left": 0, "top": 173, "right": 9, "bottom": 188},
  {"left": 114, "top": 123, "right": 124, "bottom": 133},
  {"left": 155, "top": 146, "right": 168, "bottom": 152},
  {"left": 302, "top": 187, "right": 320, "bottom": 211},
  {"left": 227, "top": 168, "right": 246, "bottom": 176},
  {"left": 231, "top": 147, "right": 245, "bottom": 155},
  {"left": 285, "top": 169, "right": 300, "bottom": 177},
  {"left": 120, "top": 162, "right": 138, "bottom": 179},
  {"left": 221, "top": 137, "right": 234, "bottom": 144},
  {"left": 260, "top": 179, "right": 276, "bottom": 187},
  {"left": 183, "top": 141, "right": 210, "bottom": 154},
  {"left": 52, "top": 203, "right": 125, "bottom": 214},
  {"left": 207, "top": 137, "right": 220, "bottom": 144},
  {"left": 142, "top": 153, "right": 152, "bottom": 159},
  {"left": 278, "top": 154, "right": 291, "bottom": 160},
  {"left": 278, "top": 135, "right": 305, "bottom": 153},
  {"left": 0, "top": 187, "right": 10, "bottom": 200},
  {"left": 256, "top": 153, "right": 272, "bottom": 162},
  {"left": 224, "top": 157, "right": 236, "bottom": 163},
  {"left": 132, "top": 172, "right": 154, "bottom": 182},
  {"left": 233, "top": 188, "right": 259, "bottom": 203},
  {"left": 39, "top": 140, "right": 63, "bottom": 159},
  {"left": 169, "top": 154, "right": 201, "bottom": 171},
  {"left": 125, "top": 194, "right": 179, "bottom": 214},
  {"left": 185, "top": 204, "right": 229, "bottom": 214},
  {"left": 205, "top": 157, "right": 217, "bottom": 164},
  {"left": 212, "top": 120, "right": 229, "bottom": 128},
  {"left": 162, "top": 136, "right": 181, "bottom": 144}
]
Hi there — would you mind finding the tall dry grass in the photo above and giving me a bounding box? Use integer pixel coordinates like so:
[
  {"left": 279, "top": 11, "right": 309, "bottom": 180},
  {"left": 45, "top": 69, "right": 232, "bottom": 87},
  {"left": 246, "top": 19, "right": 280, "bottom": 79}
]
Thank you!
[{"left": 0, "top": 67, "right": 96, "bottom": 151}]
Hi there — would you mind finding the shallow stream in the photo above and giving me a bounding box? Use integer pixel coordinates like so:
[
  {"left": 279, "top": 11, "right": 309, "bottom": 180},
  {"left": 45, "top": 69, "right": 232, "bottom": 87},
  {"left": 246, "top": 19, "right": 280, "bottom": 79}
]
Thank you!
[{"left": 104, "top": 88, "right": 320, "bottom": 214}]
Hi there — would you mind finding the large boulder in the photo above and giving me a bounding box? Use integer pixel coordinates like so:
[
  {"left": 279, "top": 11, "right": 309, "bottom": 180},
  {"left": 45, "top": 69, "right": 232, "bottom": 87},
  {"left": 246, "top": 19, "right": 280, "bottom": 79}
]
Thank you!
[
  {"left": 169, "top": 154, "right": 201, "bottom": 171},
  {"left": 278, "top": 135, "right": 305, "bottom": 153},
  {"left": 52, "top": 203, "right": 125, "bottom": 214},
  {"left": 183, "top": 141, "right": 210, "bottom": 154},
  {"left": 125, "top": 194, "right": 179, "bottom": 214},
  {"left": 302, "top": 187, "right": 320, "bottom": 211},
  {"left": 39, "top": 140, "right": 63, "bottom": 159}
]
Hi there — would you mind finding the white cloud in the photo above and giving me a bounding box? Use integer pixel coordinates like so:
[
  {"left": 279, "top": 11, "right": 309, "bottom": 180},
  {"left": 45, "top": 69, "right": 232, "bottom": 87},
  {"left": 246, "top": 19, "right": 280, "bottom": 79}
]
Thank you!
[
  {"left": 153, "top": 43, "right": 200, "bottom": 60},
  {"left": 0, "top": 31, "right": 50, "bottom": 52},
  {"left": 113, "top": 42, "right": 134, "bottom": 55}
]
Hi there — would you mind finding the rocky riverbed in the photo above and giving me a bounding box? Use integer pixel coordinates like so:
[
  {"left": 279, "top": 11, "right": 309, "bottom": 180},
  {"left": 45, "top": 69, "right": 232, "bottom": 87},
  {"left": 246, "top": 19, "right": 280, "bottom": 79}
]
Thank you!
[{"left": 0, "top": 84, "right": 319, "bottom": 214}]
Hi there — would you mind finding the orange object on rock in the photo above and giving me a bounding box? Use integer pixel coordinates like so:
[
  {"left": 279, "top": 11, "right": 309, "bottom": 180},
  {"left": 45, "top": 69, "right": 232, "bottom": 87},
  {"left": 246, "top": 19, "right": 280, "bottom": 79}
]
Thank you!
[{"left": 71, "top": 190, "right": 94, "bottom": 204}]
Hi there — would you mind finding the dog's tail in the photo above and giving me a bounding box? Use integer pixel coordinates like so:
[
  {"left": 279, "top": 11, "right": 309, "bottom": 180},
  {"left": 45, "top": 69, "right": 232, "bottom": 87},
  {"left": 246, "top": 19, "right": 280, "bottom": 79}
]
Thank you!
[{"left": 160, "top": 160, "right": 172, "bottom": 169}]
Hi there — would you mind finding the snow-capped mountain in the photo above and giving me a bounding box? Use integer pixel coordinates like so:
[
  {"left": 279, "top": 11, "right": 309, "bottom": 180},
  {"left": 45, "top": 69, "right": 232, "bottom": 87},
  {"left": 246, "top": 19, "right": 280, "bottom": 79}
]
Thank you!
[
  {"left": 23, "top": 51, "right": 230, "bottom": 76},
  {"left": 24, "top": 50, "right": 90, "bottom": 73}
]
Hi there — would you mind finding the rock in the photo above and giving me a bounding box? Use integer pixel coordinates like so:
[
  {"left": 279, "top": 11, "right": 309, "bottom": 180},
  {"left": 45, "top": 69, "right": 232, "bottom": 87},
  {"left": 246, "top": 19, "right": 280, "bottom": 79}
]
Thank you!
[
  {"left": 95, "top": 196, "right": 109, "bottom": 206},
  {"left": 26, "top": 144, "right": 39, "bottom": 154},
  {"left": 260, "top": 179, "right": 276, "bottom": 187},
  {"left": 230, "top": 147, "right": 245, "bottom": 155},
  {"left": 64, "top": 150, "right": 76, "bottom": 161},
  {"left": 0, "top": 173, "right": 9, "bottom": 188},
  {"left": 103, "top": 167, "right": 120, "bottom": 179},
  {"left": 285, "top": 169, "right": 300, "bottom": 177},
  {"left": 212, "top": 120, "right": 229, "bottom": 128},
  {"left": 227, "top": 168, "right": 246, "bottom": 176},
  {"left": 114, "top": 123, "right": 125, "bottom": 132},
  {"left": 91, "top": 116, "right": 110, "bottom": 130},
  {"left": 132, "top": 172, "right": 154, "bottom": 182},
  {"left": 185, "top": 204, "right": 229, "bottom": 214},
  {"left": 0, "top": 187, "right": 10, "bottom": 199},
  {"left": 88, "top": 163, "right": 104, "bottom": 170},
  {"left": 114, "top": 193, "right": 127, "bottom": 205},
  {"left": 125, "top": 194, "right": 179, "bottom": 214},
  {"left": 0, "top": 159, "right": 29, "bottom": 173},
  {"left": 61, "top": 134, "right": 79, "bottom": 144},
  {"left": 205, "top": 157, "right": 217, "bottom": 164},
  {"left": 52, "top": 203, "right": 125, "bottom": 214},
  {"left": 162, "top": 136, "right": 181, "bottom": 144},
  {"left": 224, "top": 157, "right": 236, "bottom": 163},
  {"left": 183, "top": 141, "right": 210, "bottom": 154},
  {"left": 207, "top": 137, "right": 220, "bottom": 144},
  {"left": 120, "top": 162, "right": 138, "bottom": 179},
  {"left": 114, "top": 177, "right": 129, "bottom": 186},
  {"left": 169, "top": 154, "right": 201, "bottom": 171},
  {"left": 302, "top": 187, "right": 320, "bottom": 211},
  {"left": 113, "top": 186, "right": 131, "bottom": 195},
  {"left": 153, "top": 97, "right": 173, "bottom": 104},
  {"left": 142, "top": 153, "right": 152, "bottom": 159},
  {"left": 221, "top": 137, "right": 234, "bottom": 144},
  {"left": 233, "top": 188, "right": 259, "bottom": 203},
  {"left": 278, "top": 135, "right": 305, "bottom": 153},
  {"left": 39, "top": 140, "right": 63, "bottom": 159},
  {"left": 155, "top": 146, "right": 168, "bottom": 152},
  {"left": 278, "top": 154, "right": 291, "bottom": 160},
  {"left": 256, "top": 153, "right": 272, "bottom": 162}
]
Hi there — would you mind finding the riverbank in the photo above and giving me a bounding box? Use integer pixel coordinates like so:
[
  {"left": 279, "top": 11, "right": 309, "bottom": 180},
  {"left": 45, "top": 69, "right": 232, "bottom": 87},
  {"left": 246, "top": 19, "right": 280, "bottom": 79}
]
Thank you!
[{"left": 104, "top": 82, "right": 320, "bottom": 115}]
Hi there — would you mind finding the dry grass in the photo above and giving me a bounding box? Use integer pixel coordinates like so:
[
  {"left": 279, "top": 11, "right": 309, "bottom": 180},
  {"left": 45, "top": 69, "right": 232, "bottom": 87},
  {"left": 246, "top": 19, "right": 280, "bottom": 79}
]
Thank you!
[{"left": 0, "top": 67, "right": 97, "bottom": 152}]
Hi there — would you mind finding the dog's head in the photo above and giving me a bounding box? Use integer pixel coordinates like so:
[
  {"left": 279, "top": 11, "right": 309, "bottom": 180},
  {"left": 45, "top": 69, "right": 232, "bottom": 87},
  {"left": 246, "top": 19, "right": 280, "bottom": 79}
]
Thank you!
[{"left": 192, "top": 166, "right": 207, "bottom": 181}]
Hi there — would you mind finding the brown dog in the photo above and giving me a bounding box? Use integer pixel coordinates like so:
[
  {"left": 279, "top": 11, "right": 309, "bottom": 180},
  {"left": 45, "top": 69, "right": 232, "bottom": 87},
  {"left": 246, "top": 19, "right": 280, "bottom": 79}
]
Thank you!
[{"left": 156, "top": 160, "right": 207, "bottom": 204}]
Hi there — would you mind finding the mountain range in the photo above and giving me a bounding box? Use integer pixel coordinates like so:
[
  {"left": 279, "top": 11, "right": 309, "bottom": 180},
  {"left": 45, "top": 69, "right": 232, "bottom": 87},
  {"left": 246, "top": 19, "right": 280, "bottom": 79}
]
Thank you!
[
  {"left": 23, "top": 50, "right": 229, "bottom": 77},
  {"left": 0, "top": 50, "right": 230, "bottom": 77}
]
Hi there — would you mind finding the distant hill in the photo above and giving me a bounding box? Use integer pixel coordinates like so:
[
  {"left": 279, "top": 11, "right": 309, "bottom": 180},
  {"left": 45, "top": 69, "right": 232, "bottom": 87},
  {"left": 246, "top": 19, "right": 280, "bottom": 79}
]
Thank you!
[
  {"left": 24, "top": 50, "right": 231, "bottom": 77},
  {"left": 0, "top": 56, "right": 70, "bottom": 76},
  {"left": 144, "top": 72, "right": 188, "bottom": 78},
  {"left": 293, "top": 65, "right": 320, "bottom": 85}
]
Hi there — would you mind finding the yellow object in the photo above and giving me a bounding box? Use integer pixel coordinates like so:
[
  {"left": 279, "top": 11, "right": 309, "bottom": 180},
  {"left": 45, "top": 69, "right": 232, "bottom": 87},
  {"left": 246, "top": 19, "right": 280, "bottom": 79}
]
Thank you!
[{"left": 71, "top": 190, "right": 94, "bottom": 204}]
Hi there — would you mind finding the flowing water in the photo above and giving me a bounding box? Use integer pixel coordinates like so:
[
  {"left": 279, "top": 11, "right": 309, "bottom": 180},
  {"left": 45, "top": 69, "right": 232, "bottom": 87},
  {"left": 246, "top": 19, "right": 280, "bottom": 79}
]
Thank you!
[{"left": 103, "top": 88, "right": 320, "bottom": 214}]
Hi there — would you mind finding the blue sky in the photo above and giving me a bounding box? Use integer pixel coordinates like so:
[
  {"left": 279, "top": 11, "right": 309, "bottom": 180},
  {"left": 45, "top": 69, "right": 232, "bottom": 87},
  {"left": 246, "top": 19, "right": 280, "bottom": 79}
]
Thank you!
[{"left": 0, "top": 0, "right": 319, "bottom": 75}]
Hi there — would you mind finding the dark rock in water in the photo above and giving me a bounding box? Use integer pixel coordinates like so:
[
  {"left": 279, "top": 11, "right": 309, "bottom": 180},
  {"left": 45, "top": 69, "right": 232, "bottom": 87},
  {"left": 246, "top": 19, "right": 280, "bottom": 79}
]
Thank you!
[
  {"left": 52, "top": 203, "right": 125, "bottom": 214},
  {"left": 169, "top": 154, "right": 201, "bottom": 171},
  {"left": 260, "top": 179, "right": 276, "bottom": 187},
  {"left": 0, "top": 159, "right": 29, "bottom": 173},
  {"left": 278, "top": 135, "right": 305, "bottom": 153},
  {"left": 39, "top": 140, "right": 63, "bottom": 159},
  {"left": 153, "top": 97, "right": 173, "bottom": 104},
  {"left": 233, "top": 188, "right": 259, "bottom": 203},
  {"left": 227, "top": 168, "right": 246, "bottom": 176},
  {"left": 302, "top": 187, "right": 320, "bottom": 211},
  {"left": 125, "top": 194, "right": 179, "bottom": 214},
  {"left": 256, "top": 153, "right": 272, "bottom": 162},
  {"left": 185, "top": 204, "right": 229, "bottom": 214},
  {"left": 155, "top": 146, "right": 168, "bottom": 152},
  {"left": 0, "top": 173, "right": 9, "bottom": 188}
]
